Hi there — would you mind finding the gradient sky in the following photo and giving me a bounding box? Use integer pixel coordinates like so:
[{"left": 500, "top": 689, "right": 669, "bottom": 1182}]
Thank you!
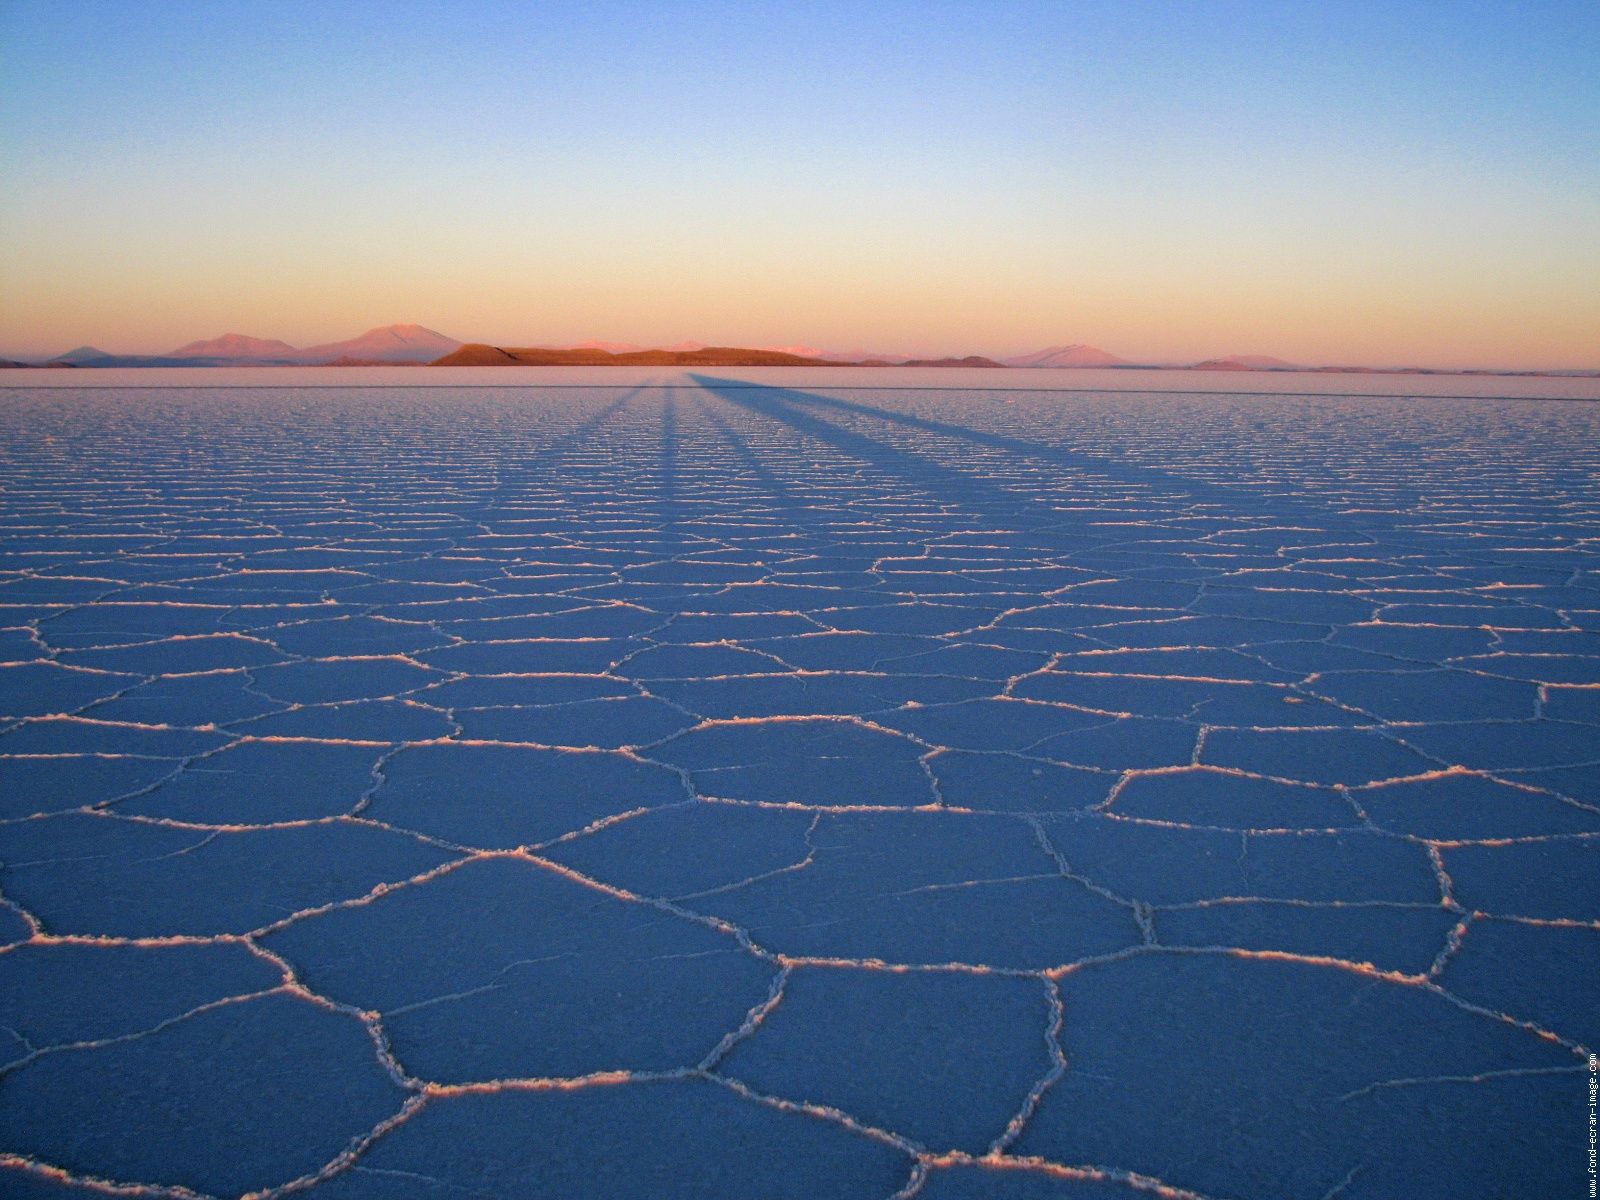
[{"left": 2, "top": 0, "right": 1596, "bottom": 367}]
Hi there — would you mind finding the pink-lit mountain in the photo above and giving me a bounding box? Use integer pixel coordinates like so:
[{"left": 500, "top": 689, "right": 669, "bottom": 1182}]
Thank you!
[
  {"left": 1005, "top": 344, "right": 1130, "bottom": 368},
  {"left": 152, "top": 325, "right": 461, "bottom": 365},
  {"left": 168, "top": 333, "right": 300, "bottom": 359},
  {"left": 296, "top": 325, "right": 461, "bottom": 363}
]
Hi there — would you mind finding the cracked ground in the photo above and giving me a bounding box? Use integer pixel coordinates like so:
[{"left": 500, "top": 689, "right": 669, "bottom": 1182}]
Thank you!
[{"left": 0, "top": 376, "right": 1596, "bottom": 1199}]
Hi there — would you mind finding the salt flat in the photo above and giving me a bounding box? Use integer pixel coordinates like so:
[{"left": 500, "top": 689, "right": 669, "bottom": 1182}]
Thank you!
[{"left": 0, "top": 374, "right": 1596, "bottom": 1198}]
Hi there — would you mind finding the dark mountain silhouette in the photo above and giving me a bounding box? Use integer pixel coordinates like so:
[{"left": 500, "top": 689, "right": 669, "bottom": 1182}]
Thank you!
[
  {"left": 899, "top": 356, "right": 1006, "bottom": 368},
  {"left": 1192, "top": 355, "right": 1300, "bottom": 371},
  {"left": 49, "top": 346, "right": 115, "bottom": 364}
]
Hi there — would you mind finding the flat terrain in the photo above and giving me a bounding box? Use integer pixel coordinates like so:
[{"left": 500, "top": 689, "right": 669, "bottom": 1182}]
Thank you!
[{"left": 0, "top": 377, "right": 1596, "bottom": 1198}]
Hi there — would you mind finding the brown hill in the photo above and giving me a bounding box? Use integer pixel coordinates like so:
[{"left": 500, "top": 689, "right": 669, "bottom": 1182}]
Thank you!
[
  {"left": 433, "top": 345, "right": 1009, "bottom": 368},
  {"left": 434, "top": 344, "right": 840, "bottom": 367}
]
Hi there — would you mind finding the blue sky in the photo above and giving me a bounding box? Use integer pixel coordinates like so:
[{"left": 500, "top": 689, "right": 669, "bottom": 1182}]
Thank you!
[{"left": 2, "top": 0, "right": 1596, "bottom": 365}]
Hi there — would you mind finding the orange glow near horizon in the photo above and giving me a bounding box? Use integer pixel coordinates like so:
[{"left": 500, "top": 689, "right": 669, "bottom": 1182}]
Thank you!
[
  {"left": 5, "top": 248, "right": 1595, "bottom": 370},
  {"left": 2, "top": 5, "right": 1596, "bottom": 370}
]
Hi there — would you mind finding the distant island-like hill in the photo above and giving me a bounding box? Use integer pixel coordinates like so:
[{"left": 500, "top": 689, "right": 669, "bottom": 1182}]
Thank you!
[{"left": 432, "top": 345, "right": 1007, "bottom": 368}]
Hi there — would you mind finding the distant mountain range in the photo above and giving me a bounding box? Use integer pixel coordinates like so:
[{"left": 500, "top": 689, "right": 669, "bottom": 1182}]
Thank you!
[
  {"left": 22, "top": 325, "right": 461, "bottom": 367},
  {"left": 5, "top": 331, "right": 1589, "bottom": 376},
  {"left": 435, "top": 345, "right": 1008, "bottom": 369},
  {"left": 438, "top": 345, "right": 830, "bottom": 368},
  {"left": 443, "top": 342, "right": 1301, "bottom": 371},
  {"left": 2, "top": 327, "right": 1291, "bottom": 371}
]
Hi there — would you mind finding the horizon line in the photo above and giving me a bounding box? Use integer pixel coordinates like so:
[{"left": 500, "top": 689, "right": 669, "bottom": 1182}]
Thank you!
[{"left": 4, "top": 324, "right": 1595, "bottom": 376}]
